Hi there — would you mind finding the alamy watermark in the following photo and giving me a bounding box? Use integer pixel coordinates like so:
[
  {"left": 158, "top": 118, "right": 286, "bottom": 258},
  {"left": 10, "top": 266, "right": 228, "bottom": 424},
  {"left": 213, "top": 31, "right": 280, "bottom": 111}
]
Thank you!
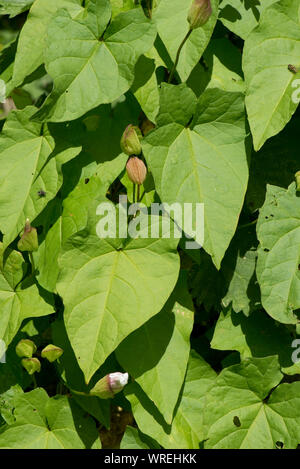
[
  {"left": 291, "top": 339, "right": 300, "bottom": 364},
  {"left": 96, "top": 196, "right": 204, "bottom": 250},
  {"left": 0, "top": 79, "right": 6, "bottom": 104},
  {"left": 292, "top": 79, "right": 300, "bottom": 104},
  {"left": 0, "top": 340, "right": 6, "bottom": 364}
]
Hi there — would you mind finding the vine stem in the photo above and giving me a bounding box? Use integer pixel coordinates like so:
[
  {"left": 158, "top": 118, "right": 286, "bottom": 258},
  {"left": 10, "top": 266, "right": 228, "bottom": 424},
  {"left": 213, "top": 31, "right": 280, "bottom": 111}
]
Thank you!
[
  {"left": 137, "top": 184, "right": 141, "bottom": 203},
  {"left": 29, "top": 252, "right": 35, "bottom": 275},
  {"left": 32, "top": 374, "right": 37, "bottom": 389},
  {"left": 168, "top": 29, "right": 192, "bottom": 84},
  {"left": 146, "top": 0, "right": 153, "bottom": 18},
  {"left": 70, "top": 389, "right": 89, "bottom": 397},
  {"left": 237, "top": 219, "right": 258, "bottom": 230},
  {"left": 133, "top": 183, "right": 136, "bottom": 204}
]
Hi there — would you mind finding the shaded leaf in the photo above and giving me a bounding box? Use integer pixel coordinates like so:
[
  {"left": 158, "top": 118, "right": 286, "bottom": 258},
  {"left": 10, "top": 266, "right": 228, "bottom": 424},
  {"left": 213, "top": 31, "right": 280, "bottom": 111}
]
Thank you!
[
  {"left": 243, "top": 0, "right": 300, "bottom": 150},
  {"left": 256, "top": 184, "right": 300, "bottom": 324},
  {"left": 116, "top": 272, "right": 194, "bottom": 423}
]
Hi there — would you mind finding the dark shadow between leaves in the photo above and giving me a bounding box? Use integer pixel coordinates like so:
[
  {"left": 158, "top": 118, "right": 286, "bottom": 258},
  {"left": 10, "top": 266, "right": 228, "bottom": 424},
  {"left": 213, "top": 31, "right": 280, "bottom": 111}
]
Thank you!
[
  {"left": 51, "top": 316, "right": 111, "bottom": 428},
  {"left": 244, "top": 0, "right": 260, "bottom": 21},
  {"left": 230, "top": 310, "right": 297, "bottom": 369},
  {"left": 125, "top": 381, "right": 171, "bottom": 435},
  {"left": 67, "top": 397, "right": 101, "bottom": 449},
  {"left": 117, "top": 308, "right": 175, "bottom": 378},
  {"left": 131, "top": 55, "right": 156, "bottom": 93},
  {"left": 218, "top": 4, "right": 242, "bottom": 23}
]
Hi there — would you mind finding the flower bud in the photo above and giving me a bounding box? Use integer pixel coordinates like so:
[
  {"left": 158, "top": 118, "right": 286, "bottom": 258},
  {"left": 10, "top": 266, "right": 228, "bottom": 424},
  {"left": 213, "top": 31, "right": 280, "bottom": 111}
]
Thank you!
[
  {"left": 141, "top": 118, "right": 155, "bottom": 137},
  {"left": 21, "top": 357, "right": 41, "bottom": 375},
  {"left": 17, "top": 219, "right": 38, "bottom": 252},
  {"left": 295, "top": 171, "right": 300, "bottom": 192},
  {"left": 41, "top": 344, "right": 64, "bottom": 363},
  {"left": 121, "top": 125, "right": 142, "bottom": 156},
  {"left": 16, "top": 339, "right": 37, "bottom": 358},
  {"left": 187, "top": 0, "right": 212, "bottom": 29},
  {"left": 89, "top": 372, "right": 129, "bottom": 399},
  {"left": 126, "top": 157, "right": 147, "bottom": 185}
]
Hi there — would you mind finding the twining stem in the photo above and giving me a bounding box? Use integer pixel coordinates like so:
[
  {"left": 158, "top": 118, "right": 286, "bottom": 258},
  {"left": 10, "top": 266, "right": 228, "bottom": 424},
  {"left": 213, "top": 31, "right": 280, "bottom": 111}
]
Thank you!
[
  {"left": 133, "top": 183, "right": 136, "bottom": 204},
  {"left": 32, "top": 374, "right": 37, "bottom": 389},
  {"left": 56, "top": 381, "right": 64, "bottom": 395},
  {"left": 237, "top": 219, "right": 258, "bottom": 230},
  {"left": 29, "top": 252, "right": 35, "bottom": 275},
  {"left": 137, "top": 184, "right": 141, "bottom": 203},
  {"left": 70, "top": 389, "right": 89, "bottom": 397},
  {"left": 146, "top": 0, "right": 153, "bottom": 18},
  {"left": 168, "top": 28, "right": 192, "bottom": 84}
]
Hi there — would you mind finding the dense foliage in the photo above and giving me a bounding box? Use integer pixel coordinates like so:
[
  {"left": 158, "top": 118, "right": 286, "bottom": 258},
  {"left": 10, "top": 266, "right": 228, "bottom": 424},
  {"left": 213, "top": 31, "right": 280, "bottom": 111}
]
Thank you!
[{"left": 0, "top": 0, "right": 299, "bottom": 450}]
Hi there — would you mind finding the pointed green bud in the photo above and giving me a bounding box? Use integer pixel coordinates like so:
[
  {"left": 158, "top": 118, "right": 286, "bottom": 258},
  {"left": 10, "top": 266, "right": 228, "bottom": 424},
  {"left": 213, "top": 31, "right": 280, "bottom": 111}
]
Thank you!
[
  {"left": 21, "top": 357, "right": 41, "bottom": 375},
  {"left": 126, "top": 157, "right": 147, "bottom": 185},
  {"left": 17, "top": 219, "right": 38, "bottom": 252},
  {"left": 89, "top": 372, "right": 129, "bottom": 399},
  {"left": 120, "top": 125, "right": 142, "bottom": 156},
  {"left": 41, "top": 344, "right": 64, "bottom": 362},
  {"left": 295, "top": 171, "right": 300, "bottom": 192},
  {"left": 16, "top": 339, "right": 37, "bottom": 358},
  {"left": 187, "top": 0, "right": 212, "bottom": 29}
]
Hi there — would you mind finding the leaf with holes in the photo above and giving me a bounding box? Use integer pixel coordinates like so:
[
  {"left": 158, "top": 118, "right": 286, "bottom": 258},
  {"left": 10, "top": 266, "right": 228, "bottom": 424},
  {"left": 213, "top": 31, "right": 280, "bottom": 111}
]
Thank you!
[
  {"left": 256, "top": 183, "right": 300, "bottom": 324},
  {"left": 204, "top": 356, "right": 300, "bottom": 449}
]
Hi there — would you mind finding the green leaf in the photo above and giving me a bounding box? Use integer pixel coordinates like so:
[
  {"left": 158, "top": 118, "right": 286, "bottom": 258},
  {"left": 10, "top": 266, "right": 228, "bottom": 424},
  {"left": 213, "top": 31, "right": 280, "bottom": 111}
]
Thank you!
[
  {"left": 125, "top": 351, "right": 216, "bottom": 449},
  {"left": 57, "top": 215, "right": 180, "bottom": 382},
  {"left": 156, "top": 82, "right": 197, "bottom": 127},
  {"left": 0, "top": 243, "right": 54, "bottom": 347},
  {"left": 116, "top": 272, "right": 194, "bottom": 423},
  {"left": 211, "top": 308, "right": 300, "bottom": 374},
  {"left": 9, "top": 0, "right": 83, "bottom": 92},
  {"left": 131, "top": 54, "right": 160, "bottom": 123},
  {"left": 204, "top": 356, "right": 300, "bottom": 449},
  {"left": 0, "top": 107, "right": 81, "bottom": 248},
  {"left": 0, "top": 0, "right": 34, "bottom": 18},
  {"left": 120, "top": 426, "right": 150, "bottom": 449},
  {"left": 35, "top": 154, "right": 127, "bottom": 293},
  {"left": 219, "top": 0, "right": 279, "bottom": 40},
  {"left": 0, "top": 388, "right": 101, "bottom": 448},
  {"left": 256, "top": 184, "right": 300, "bottom": 324},
  {"left": 111, "top": 0, "right": 136, "bottom": 19},
  {"left": 0, "top": 38, "right": 17, "bottom": 87},
  {"left": 152, "top": 0, "right": 219, "bottom": 81},
  {"left": 33, "top": 1, "right": 157, "bottom": 122},
  {"left": 0, "top": 385, "right": 23, "bottom": 425},
  {"left": 243, "top": 0, "right": 300, "bottom": 150},
  {"left": 191, "top": 38, "right": 245, "bottom": 95},
  {"left": 143, "top": 86, "right": 249, "bottom": 268}
]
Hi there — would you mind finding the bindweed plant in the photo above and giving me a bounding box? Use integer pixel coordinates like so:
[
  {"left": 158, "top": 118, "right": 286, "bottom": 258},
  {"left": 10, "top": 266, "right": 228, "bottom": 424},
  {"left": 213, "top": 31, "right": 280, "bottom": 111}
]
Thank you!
[{"left": 0, "top": 0, "right": 299, "bottom": 450}]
